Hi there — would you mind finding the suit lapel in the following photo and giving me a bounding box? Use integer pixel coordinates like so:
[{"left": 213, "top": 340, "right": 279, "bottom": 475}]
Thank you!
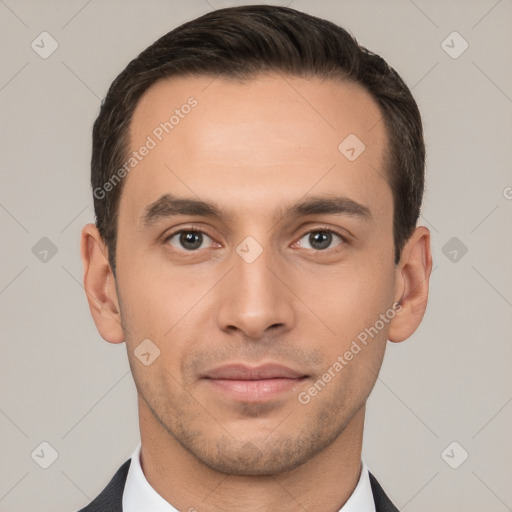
[
  {"left": 77, "top": 458, "right": 131, "bottom": 512},
  {"left": 369, "top": 472, "right": 399, "bottom": 512}
]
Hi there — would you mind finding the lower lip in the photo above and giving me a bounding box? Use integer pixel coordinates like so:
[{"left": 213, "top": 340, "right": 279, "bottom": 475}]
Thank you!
[{"left": 204, "top": 377, "right": 307, "bottom": 402}]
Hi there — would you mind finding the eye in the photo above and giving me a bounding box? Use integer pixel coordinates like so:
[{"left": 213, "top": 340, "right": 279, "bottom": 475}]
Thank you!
[
  {"left": 166, "top": 228, "right": 216, "bottom": 251},
  {"left": 296, "top": 229, "right": 346, "bottom": 251}
]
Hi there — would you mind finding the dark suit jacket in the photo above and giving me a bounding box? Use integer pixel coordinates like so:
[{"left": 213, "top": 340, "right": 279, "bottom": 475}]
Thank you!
[{"left": 78, "top": 459, "right": 399, "bottom": 512}]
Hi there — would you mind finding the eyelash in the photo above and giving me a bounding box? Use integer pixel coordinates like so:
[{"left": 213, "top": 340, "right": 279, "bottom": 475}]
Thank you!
[{"left": 163, "top": 225, "right": 349, "bottom": 252}]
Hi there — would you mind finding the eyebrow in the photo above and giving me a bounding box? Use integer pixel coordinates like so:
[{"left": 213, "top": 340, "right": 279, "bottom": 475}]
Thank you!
[
  {"left": 281, "top": 195, "right": 372, "bottom": 223},
  {"left": 140, "top": 193, "right": 372, "bottom": 227},
  {"left": 141, "top": 194, "right": 224, "bottom": 227}
]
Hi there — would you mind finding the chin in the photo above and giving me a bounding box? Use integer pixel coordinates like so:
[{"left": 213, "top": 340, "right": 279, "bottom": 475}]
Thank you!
[
  {"left": 184, "top": 427, "right": 334, "bottom": 476},
  {"left": 199, "top": 446, "right": 305, "bottom": 476}
]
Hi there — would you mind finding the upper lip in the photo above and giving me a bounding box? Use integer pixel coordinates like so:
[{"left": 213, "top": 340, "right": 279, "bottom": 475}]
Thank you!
[{"left": 202, "top": 363, "right": 307, "bottom": 380}]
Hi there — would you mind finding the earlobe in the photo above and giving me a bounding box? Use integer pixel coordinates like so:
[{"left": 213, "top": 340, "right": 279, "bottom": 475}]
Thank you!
[
  {"left": 388, "top": 226, "right": 433, "bottom": 343},
  {"left": 80, "top": 223, "right": 124, "bottom": 344}
]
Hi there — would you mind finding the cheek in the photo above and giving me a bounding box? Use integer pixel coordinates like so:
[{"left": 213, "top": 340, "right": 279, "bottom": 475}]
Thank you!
[
  {"left": 114, "top": 252, "right": 210, "bottom": 374},
  {"left": 293, "top": 257, "right": 395, "bottom": 346},
  {"left": 115, "top": 237, "right": 177, "bottom": 322}
]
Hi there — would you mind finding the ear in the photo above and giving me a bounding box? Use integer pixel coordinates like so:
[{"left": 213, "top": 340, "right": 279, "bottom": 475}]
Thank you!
[
  {"left": 80, "top": 223, "right": 124, "bottom": 344},
  {"left": 388, "top": 226, "right": 433, "bottom": 343}
]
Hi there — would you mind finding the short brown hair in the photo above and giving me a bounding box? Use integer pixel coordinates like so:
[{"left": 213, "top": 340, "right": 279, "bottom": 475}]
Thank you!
[{"left": 91, "top": 5, "right": 425, "bottom": 271}]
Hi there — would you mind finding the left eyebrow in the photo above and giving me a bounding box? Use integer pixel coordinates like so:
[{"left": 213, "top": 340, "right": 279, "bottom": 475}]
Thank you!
[{"left": 276, "top": 195, "right": 373, "bottom": 223}]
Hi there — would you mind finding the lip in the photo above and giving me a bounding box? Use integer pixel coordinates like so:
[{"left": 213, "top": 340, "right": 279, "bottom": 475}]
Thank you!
[
  {"left": 202, "top": 363, "right": 307, "bottom": 380},
  {"left": 201, "top": 363, "right": 308, "bottom": 402}
]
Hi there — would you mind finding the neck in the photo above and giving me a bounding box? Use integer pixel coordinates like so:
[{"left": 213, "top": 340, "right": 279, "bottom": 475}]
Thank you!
[{"left": 138, "top": 396, "right": 366, "bottom": 512}]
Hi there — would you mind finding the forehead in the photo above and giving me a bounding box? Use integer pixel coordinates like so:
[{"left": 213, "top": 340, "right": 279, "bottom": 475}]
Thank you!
[{"left": 121, "top": 73, "right": 390, "bottom": 223}]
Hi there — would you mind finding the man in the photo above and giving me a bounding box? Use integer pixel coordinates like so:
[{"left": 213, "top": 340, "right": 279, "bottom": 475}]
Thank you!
[{"left": 79, "top": 4, "right": 432, "bottom": 511}]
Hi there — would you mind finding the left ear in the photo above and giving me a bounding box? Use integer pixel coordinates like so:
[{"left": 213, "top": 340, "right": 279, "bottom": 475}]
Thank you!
[{"left": 388, "top": 226, "right": 433, "bottom": 343}]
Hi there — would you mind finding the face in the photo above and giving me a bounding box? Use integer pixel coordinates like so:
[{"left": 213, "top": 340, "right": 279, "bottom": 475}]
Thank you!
[{"left": 93, "top": 73, "right": 410, "bottom": 475}]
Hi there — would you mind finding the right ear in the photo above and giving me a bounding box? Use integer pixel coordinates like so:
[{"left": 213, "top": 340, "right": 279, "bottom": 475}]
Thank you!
[{"left": 80, "top": 223, "right": 124, "bottom": 344}]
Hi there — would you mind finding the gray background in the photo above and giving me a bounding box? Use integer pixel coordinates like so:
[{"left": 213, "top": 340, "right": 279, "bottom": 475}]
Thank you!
[{"left": 1, "top": 0, "right": 511, "bottom": 511}]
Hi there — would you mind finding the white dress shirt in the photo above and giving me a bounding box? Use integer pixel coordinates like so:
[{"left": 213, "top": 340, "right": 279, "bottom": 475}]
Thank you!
[{"left": 123, "top": 442, "right": 376, "bottom": 511}]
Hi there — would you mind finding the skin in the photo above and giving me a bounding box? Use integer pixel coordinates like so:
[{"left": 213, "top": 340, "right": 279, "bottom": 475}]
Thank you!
[{"left": 81, "top": 73, "right": 432, "bottom": 511}]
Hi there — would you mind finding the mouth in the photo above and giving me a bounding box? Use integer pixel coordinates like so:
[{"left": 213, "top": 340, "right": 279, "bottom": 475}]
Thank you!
[{"left": 201, "top": 363, "right": 309, "bottom": 402}]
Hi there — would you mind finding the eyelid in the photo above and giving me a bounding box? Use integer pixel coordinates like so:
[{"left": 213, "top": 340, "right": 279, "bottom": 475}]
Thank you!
[{"left": 163, "top": 225, "right": 214, "bottom": 240}]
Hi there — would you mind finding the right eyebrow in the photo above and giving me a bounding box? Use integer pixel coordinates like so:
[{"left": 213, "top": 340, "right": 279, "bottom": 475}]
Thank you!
[{"left": 140, "top": 194, "right": 227, "bottom": 228}]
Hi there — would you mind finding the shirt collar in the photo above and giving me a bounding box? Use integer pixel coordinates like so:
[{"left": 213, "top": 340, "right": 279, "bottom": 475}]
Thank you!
[
  {"left": 122, "top": 442, "right": 179, "bottom": 512},
  {"left": 122, "top": 442, "right": 375, "bottom": 512}
]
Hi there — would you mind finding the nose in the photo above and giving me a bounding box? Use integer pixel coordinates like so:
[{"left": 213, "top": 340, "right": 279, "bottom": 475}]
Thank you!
[{"left": 216, "top": 242, "right": 295, "bottom": 341}]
